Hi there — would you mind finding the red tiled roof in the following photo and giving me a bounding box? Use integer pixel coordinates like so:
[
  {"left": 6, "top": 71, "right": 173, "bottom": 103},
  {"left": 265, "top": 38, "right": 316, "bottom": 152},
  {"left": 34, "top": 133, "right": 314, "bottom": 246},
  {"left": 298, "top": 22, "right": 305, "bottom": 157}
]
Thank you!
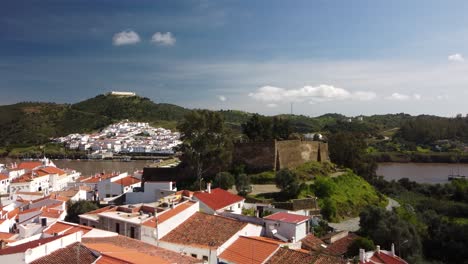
[
  {"left": 114, "top": 176, "right": 141, "bottom": 187},
  {"left": 161, "top": 212, "right": 247, "bottom": 248},
  {"left": 17, "top": 162, "right": 42, "bottom": 170},
  {"left": 142, "top": 201, "right": 196, "bottom": 228},
  {"left": 85, "top": 206, "right": 118, "bottom": 215},
  {"left": 362, "top": 251, "right": 408, "bottom": 264},
  {"left": 0, "top": 232, "right": 16, "bottom": 240},
  {"left": 0, "top": 174, "right": 8, "bottom": 181},
  {"left": 0, "top": 235, "right": 65, "bottom": 255},
  {"left": 220, "top": 236, "right": 283, "bottom": 264},
  {"left": 7, "top": 208, "right": 20, "bottom": 219},
  {"left": 193, "top": 188, "right": 244, "bottom": 211},
  {"left": 80, "top": 173, "right": 118, "bottom": 183},
  {"left": 325, "top": 233, "right": 359, "bottom": 256},
  {"left": 301, "top": 233, "right": 326, "bottom": 252},
  {"left": 96, "top": 255, "right": 128, "bottom": 264},
  {"left": 264, "top": 212, "right": 310, "bottom": 224},
  {"left": 39, "top": 166, "right": 66, "bottom": 175},
  {"left": 266, "top": 248, "right": 346, "bottom": 264},
  {"left": 85, "top": 243, "right": 169, "bottom": 264},
  {"left": 82, "top": 235, "right": 199, "bottom": 264},
  {"left": 31, "top": 242, "right": 98, "bottom": 264},
  {"left": 44, "top": 221, "right": 93, "bottom": 236}
]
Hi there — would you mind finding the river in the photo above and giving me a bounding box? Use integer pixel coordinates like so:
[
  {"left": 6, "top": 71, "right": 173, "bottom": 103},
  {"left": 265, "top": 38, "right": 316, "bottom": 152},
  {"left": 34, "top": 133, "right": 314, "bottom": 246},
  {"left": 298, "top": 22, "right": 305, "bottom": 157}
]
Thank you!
[
  {"left": 0, "top": 158, "right": 155, "bottom": 176},
  {"left": 1, "top": 158, "right": 464, "bottom": 184},
  {"left": 377, "top": 162, "right": 468, "bottom": 184}
]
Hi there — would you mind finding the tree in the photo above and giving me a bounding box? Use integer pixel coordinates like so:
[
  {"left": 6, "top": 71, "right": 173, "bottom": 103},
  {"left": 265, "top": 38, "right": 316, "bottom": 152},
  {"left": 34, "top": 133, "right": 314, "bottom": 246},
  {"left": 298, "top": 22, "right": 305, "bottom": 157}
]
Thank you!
[
  {"left": 65, "top": 200, "right": 99, "bottom": 223},
  {"left": 242, "top": 114, "right": 273, "bottom": 141},
  {"left": 328, "top": 131, "right": 377, "bottom": 178},
  {"left": 346, "top": 237, "right": 375, "bottom": 258},
  {"left": 241, "top": 114, "right": 292, "bottom": 141},
  {"left": 321, "top": 198, "right": 337, "bottom": 221},
  {"left": 235, "top": 173, "right": 251, "bottom": 196},
  {"left": 177, "top": 110, "right": 233, "bottom": 185},
  {"left": 214, "top": 171, "right": 235, "bottom": 190},
  {"left": 275, "top": 169, "right": 300, "bottom": 199},
  {"left": 359, "top": 206, "right": 422, "bottom": 258}
]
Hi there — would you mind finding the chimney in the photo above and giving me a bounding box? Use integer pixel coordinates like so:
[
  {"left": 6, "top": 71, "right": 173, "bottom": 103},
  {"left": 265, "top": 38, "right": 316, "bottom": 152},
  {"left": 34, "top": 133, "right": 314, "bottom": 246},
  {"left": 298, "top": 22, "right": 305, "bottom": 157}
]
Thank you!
[
  {"left": 376, "top": 245, "right": 380, "bottom": 255},
  {"left": 207, "top": 182, "right": 211, "bottom": 193},
  {"left": 359, "top": 249, "right": 365, "bottom": 263},
  {"left": 391, "top": 243, "right": 395, "bottom": 256}
]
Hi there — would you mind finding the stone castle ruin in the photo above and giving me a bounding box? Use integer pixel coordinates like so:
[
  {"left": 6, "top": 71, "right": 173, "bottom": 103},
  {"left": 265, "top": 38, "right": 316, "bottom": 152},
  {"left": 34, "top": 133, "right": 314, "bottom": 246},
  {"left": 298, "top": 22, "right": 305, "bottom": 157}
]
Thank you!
[{"left": 233, "top": 140, "right": 329, "bottom": 173}]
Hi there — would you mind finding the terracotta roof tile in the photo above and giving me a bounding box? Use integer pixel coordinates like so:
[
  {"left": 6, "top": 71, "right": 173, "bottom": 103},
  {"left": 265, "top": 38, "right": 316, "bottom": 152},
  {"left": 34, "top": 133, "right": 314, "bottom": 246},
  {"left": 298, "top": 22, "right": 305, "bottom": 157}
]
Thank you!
[
  {"left": 114, "top": 176, "right": 141, "bottom": 187},
  {"left": 0, "top": 232, "right": 16, "bottom": 241},
  {"left": 325, "top": 233, "right": 359, "bottom": 256},
  {"left": 161, "top": 212, "right": 247, "bottom": 248},
  {"left": 85, "top": 206, "right": 118, "bottom": 215},
  {"left": 142, "top": 201, "right": 196, "bottom": 227},
  {"left": 31, "top": 242, "right": 98, "bottom": 264},
  {"left": 0, "top": 174, "right": 8, "bottom": 181},
  {"left": 301, "top": 233, "right": 326, "bottom": 252},
  {"left": 17, "top": 162, "right": 42, "bottom": 170},
  {"left": 85, "top": 243, "right": 169, "bottom": 264},
  {"left": 362, "top": 251, "right": 408, "bottom": 264},
  {"left": 220, "top": 236, "right": 283, "bottom": 264},
  {"left": 264, "top": 212, "right": 310, "bottom": 224},
  {"left": 193, "top": 188, "right": 244, "bottom": 211},
  {"left": 82, "top": 235, "right": 198, "bottom": 264},
  {"left": 43, "top": 221, "right": 93, "bottom": 236},
  {"left": 266, "top": 248, "right": 346, "bottom": 264},
  {"left": 39, "top": 166, "right": 66, "bottom": 175}
]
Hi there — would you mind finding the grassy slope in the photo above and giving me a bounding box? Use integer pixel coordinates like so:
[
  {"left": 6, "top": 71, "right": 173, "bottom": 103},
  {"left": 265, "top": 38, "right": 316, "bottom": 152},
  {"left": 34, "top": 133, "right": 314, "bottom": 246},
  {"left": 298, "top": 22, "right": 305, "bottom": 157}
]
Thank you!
[{"left": 314, "top": 172, "right": 387, "bottom": 221}]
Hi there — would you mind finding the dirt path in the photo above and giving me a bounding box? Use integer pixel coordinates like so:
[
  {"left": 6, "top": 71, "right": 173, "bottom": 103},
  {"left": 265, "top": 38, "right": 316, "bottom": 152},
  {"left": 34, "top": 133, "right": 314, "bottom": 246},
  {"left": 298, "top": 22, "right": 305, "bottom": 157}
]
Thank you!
[{"left": 229, "top": 184, "right": 280, "bottom": 195}]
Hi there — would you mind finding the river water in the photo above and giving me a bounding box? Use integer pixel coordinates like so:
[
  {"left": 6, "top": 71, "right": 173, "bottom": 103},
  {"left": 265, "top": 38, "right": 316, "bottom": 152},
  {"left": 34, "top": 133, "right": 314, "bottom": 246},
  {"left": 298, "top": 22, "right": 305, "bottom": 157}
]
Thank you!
[
  {"left": 1, "top": 158, "right": 464, "bottom": 184},
  {"left": 376, "top": 162, "right": 468, "bottom": 184},
  {"left": 0, "top": 158, "right": 154, "bottom": 176}
]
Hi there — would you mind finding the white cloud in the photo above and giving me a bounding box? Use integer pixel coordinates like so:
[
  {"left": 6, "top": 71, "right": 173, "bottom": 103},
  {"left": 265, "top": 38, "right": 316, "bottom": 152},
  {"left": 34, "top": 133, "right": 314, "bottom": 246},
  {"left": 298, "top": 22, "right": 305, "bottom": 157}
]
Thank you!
[
  {"left": 266, "top": 103, "right": 278, "bottom": 108},
  {"left": 218, "top": 95, "right": 226, "bottom": 101},
  {"left": 112, "top": 30, "right": 141, "bottom": 46},
  {"left": 151, "top": 32, "right": 176, "bottom": 46},
  {"left": 248, "top": 85, "right": 376, "bottom": 103},
  {"left": 448, "top": 53, "right": 464, "bottom": 62},
  {"left": 386, "top": 93, "right": 421, "bottom": 101}
]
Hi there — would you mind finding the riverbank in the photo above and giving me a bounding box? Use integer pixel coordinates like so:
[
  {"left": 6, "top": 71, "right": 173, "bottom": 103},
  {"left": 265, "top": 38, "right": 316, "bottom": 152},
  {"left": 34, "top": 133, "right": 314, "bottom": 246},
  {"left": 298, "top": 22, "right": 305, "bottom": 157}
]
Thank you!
[{"left": 369, "top": 151, "right": 468, "bottom": 163}]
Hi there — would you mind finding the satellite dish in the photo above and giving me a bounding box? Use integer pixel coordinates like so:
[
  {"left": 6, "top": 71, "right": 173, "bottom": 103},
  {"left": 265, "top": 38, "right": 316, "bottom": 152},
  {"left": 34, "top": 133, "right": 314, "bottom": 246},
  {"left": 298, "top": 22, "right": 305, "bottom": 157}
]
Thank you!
[{"left": 25, "top": 249, "right": 33, "bottom": 256}]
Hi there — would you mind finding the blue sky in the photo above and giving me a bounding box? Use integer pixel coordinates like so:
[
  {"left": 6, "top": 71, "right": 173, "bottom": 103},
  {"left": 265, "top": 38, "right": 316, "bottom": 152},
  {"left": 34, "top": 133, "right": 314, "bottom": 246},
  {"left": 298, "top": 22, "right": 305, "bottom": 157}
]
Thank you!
[{"left": 2, "top": 0, "right": 468, "bottom": 116}]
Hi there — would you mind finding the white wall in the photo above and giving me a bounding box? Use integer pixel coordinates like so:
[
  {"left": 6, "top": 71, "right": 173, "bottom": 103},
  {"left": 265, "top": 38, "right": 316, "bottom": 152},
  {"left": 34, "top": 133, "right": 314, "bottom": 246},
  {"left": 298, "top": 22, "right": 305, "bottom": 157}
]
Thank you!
[
  {"left": 24, "top": 232, "right": 82, "bottom": 263},
  {"left": 264, "top": 220, "right": 306, "bottom": 242},
  {"left": 158, "top": 241, "right": 217, "bottom": 264}
]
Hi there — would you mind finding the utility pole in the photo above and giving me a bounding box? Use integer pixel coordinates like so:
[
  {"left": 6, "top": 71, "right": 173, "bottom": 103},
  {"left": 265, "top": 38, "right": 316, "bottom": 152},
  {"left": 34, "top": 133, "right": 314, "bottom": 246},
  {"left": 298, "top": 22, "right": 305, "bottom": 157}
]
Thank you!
[{"left": 290, "top": 102, "right": 293, "bottom": 115}]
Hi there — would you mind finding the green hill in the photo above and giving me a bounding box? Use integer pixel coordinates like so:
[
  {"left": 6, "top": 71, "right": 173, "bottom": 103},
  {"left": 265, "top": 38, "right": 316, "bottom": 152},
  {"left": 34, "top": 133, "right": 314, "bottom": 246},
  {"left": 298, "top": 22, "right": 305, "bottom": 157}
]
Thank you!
[{"left": 0, "top": 92, "right": 422, "bottom": 148}]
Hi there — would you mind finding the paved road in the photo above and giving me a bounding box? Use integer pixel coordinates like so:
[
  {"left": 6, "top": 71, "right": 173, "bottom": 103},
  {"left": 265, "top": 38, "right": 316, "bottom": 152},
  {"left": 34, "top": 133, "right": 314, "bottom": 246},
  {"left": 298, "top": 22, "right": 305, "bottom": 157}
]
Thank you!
[{"left": 329, "top": 197, "right": 400, "bottom": 232}]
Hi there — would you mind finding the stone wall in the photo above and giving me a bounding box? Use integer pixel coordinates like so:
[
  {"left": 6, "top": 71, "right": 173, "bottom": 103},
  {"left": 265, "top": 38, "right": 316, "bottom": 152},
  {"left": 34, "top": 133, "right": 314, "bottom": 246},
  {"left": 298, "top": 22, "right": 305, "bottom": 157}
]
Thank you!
[
  {"left": 233, "top": 140, "right": 329, "bottom": 172},
  {"left": 232, "top": 141, "right": 277, "bottom": 173}
]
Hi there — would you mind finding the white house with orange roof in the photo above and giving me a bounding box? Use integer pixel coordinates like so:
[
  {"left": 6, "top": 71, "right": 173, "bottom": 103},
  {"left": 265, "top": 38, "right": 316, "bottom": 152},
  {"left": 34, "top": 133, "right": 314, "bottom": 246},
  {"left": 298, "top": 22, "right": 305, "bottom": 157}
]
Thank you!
[
  {"left": 192, "top": 183, "right": 245, "bottom": 215},
  {"left": 0, "top": 174, "right": 9, "bottom": 194},
  {"left": 96, "top": 173, "right": 141, "bottom": 200},
  {"left": 263, "top": 212, "right": 311, "bottom": 243}
]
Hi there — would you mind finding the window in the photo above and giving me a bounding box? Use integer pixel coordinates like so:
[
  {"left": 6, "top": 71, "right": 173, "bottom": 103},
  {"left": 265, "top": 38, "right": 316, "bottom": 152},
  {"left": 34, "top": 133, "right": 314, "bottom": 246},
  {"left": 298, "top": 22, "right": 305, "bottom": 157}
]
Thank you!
[
  {"left": 115, "top": 223, "right": 120, "bottom": 233},
  {"left": 191, "top": 254, "right": 197, "bottom": 258},
  {"left": 238, "top": 203, "right": 241, "bottom": 208},
  {"left": 130, "top": 226, "right": 135, "bottom": 238},
  {"left": 202, "top": 256, "right": 208, "bottom": 261}
]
